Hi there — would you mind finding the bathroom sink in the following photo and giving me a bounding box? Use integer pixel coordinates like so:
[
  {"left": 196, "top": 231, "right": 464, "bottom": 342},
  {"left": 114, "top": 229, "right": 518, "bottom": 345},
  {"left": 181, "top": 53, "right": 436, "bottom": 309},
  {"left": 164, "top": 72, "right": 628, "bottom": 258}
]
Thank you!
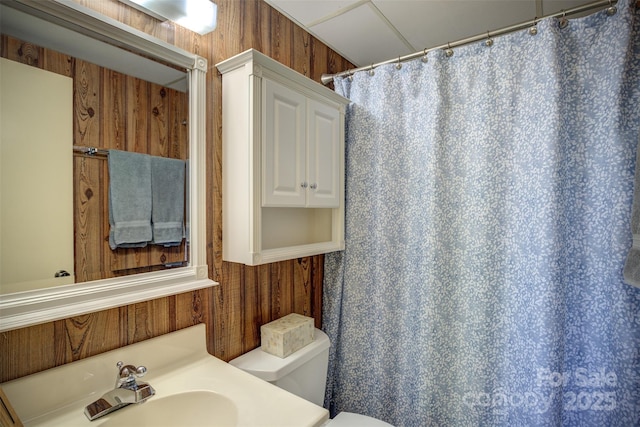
[
  {"left": 98, "top": 391, "right": 238, "bottom": 426},
  {"left": 1, "top": 324, "right": 329, "bottom": 427}
]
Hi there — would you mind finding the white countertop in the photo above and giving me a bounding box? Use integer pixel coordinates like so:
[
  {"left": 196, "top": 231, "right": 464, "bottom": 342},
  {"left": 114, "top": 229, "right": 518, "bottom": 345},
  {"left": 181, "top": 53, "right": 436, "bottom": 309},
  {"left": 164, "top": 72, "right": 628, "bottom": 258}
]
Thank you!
[{"left": 1, "top": 324, "right": 329, "bottom": 427}]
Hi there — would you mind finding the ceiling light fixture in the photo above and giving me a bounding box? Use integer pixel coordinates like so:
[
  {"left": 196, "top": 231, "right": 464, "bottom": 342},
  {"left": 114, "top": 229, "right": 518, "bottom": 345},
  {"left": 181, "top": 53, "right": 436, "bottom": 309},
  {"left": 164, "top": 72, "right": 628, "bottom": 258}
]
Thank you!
[{"left": 120, "top": 0, "right": 217, "bottom": 35}]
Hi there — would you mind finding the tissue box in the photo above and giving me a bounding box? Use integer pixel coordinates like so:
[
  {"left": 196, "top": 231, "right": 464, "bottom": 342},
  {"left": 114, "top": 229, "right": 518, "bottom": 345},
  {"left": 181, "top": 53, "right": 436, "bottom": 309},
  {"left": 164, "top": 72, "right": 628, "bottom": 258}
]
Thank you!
[{"left": 261, "top": 313, "right": 314, "bottom": 358}]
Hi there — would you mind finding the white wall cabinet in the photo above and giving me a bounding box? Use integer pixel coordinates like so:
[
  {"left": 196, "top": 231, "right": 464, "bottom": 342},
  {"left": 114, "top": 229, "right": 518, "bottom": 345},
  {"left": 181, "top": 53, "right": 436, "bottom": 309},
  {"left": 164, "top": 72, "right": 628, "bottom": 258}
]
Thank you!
[
  {"left": 217, "top": 49, "right": 349, "bottom": 266},
  {"left": 262, "top": 78, "right": 341, "bottom": 208}
]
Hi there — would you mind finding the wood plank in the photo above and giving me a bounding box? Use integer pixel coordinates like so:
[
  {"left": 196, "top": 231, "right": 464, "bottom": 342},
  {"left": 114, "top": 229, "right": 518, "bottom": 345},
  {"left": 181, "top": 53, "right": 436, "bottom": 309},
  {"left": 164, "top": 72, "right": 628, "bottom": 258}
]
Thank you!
[
  {"left": 126, "top": 297, "right": 171, "bottom": 344},
  {"left": 125, "top": 74, "right": 150, "bottom": 154},
  {"left": 292, "top": 24, "right": 310, "bottom": 78},
  {"left": 225, "top": 262, "right": 244, "bottom": 359},
  {"left": 73, "top": 156, "right": 103, "bottom": 282},
  {"left": 243, "top": 266, "right": 261, "bottom": 351},
  {"left": 74, "top": 59, "right": 101, "bottom": 150},
  {"left": 102, "top": 68, "right": 126, "bottom": 150},
  {"left": 217, "top": 0, "right": 243, "bottom": 59},
  {"left": 149, "top": 83, "right": 169, "bottom": 157},
  {"left": 293, "top": 257, "right": 312, "bottom": 317},
  {"left": 258, "top": 0, "right": 272, "bottom": 58},
  {"left": 73, "top": 59, "right": 105, "bottom": 281},
  {"left": 3, "top": 37, "right": 41, "bottom": 67},
  {"left": 269, "top": 8, "right": 293, "bottom": 68},
  {"left": 42, "top": 49, "right": 72, "bottom": 77},
  {"left": 258, "top": 264, "right": 273, "bottom": 328},
  {"left": 309, "top": 39, "right": 327, "bottom": 83},
  {"left": 169, "top": 89, "right": 188, "bottom": 160},
  {"left": 0, "top": 322, "right": 56, "bottom": 381},
  {"left": 311, "top": 254, "right": 324, "bottom": 329},
  {"left": 271, "top": 260, "right": 294, "bottom": 319},
  {"left": 175, "top": 290, "right": 206, "bottom": 329},
  {"left": 54, "top": 308, "right": 122, "bottom": 364}
]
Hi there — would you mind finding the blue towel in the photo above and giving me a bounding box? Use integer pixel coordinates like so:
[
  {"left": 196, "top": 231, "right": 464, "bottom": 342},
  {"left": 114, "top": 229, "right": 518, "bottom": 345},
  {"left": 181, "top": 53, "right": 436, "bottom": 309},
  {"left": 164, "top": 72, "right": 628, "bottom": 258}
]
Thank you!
[
  {"left": 108, "top": 150, "right": 152, "bottom": 249},
  {"left": 151, "top": 156, "right": 185, "bottom": 246}
]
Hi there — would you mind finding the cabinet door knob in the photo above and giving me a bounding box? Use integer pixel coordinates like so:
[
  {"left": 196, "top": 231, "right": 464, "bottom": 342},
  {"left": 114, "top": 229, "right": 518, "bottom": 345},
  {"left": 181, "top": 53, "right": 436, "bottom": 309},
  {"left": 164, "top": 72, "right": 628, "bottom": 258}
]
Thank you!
[
  {"left": 301, "top": 182, "right": 308, "bottom": 188},
  {"left": 310, "top": 183, "right": 317, "bottom": 190}
]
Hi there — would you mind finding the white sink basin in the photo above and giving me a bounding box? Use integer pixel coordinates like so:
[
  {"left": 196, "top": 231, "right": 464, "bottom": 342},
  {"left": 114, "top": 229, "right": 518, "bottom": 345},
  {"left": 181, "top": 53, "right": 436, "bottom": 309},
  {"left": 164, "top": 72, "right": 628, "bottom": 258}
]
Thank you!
[
  {"left": 99, "top": 391, "right": 238, "bottom": 427},
  {"left": 1, "top": 324, "right": 328, "bottom": 427}
]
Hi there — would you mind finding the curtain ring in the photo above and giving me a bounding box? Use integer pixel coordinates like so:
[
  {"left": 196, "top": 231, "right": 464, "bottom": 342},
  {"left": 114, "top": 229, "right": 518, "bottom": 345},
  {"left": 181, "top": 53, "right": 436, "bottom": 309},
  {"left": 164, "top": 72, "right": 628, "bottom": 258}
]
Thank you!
[
  {"left": 368, "top": 64, "right": 375, "bottom": 76},
  {"left": 529, "top": 17, "right": 538, "bottom": 35},
  {"left": 606, "top": 0, "right": 617, "bottom": 16},
  {"left": 558, "top": 10, "right": 569, "bottom": 29},
  {"left": 485, "top": 31, "right": 494, "bottom": 47},
  {"left": 445, "top": 42, "right": 454, "bottom": 57},
  {"left": 395, "top": 56, "right": 402, "bottom": 70},
  {"left": 347, "top": 69, "right": 353, "bottom": 81},
  {"left": 421, "top": 48, "right": 428, "bottom": 63}
]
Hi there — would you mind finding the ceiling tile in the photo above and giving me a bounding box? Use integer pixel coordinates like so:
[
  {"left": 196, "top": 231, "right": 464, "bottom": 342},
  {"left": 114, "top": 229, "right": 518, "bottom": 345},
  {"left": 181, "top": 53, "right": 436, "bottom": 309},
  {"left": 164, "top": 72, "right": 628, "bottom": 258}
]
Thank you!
[
  {"left": 374, "top": 0, "right": 537, "bottom": 54},
  {"left": 309, "top": 2, "right": 414, "bottom": 66},
  {"left": 541, "top": 0, "right": 599, "bottom": 16},
  {"left": 264, "top": 0, "right": 361, "bottom": 26}
]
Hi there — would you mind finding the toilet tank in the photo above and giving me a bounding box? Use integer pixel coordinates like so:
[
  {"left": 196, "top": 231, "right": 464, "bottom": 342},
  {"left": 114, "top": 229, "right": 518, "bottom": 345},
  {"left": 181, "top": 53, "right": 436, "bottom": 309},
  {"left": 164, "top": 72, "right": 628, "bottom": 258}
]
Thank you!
[{"left": 229, "top": 328, "right": 331, "bottom": 406}]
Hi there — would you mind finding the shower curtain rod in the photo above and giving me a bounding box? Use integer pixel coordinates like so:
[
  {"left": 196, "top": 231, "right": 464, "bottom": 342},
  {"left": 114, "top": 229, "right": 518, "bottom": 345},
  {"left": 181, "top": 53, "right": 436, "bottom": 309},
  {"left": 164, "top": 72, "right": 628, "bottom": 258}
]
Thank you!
[{"left": 321, "top": 0, "right": 626, "bottom": 85}]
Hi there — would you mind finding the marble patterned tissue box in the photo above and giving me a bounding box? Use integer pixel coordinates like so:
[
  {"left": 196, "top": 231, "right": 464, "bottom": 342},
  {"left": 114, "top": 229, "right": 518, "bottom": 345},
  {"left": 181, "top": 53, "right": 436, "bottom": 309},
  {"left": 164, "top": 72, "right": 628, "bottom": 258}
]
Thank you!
[{"left": 261, "top": 313, "right": 314, "bottom": 358}]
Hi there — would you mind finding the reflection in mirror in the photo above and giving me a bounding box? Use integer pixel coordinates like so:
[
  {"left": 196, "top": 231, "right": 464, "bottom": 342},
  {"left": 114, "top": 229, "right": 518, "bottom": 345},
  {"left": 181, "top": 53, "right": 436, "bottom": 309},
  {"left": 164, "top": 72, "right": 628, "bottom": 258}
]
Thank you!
[
  {"left": 1, "top": 2, "right": 189, "bottom": 287},
  {"left": 0, "top": 0, "right": 215, "bottom": 332},
  {"left": 1, "top": 57, "right": 75, "bottom": 294}
]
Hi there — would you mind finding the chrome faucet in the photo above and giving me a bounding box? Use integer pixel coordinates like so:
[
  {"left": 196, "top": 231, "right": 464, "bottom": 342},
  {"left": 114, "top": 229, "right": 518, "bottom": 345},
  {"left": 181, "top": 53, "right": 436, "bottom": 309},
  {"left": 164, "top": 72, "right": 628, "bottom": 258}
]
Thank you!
[{"left": 84, "top": 361, "right": 156, "bottom": 421}]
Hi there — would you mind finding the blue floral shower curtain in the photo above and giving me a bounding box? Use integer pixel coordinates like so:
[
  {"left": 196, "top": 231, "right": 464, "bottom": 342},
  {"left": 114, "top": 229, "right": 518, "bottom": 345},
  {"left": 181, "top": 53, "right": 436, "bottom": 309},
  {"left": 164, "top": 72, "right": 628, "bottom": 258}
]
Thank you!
[{"left": 323, "top": 2, "right": 640, "bottom": 426}]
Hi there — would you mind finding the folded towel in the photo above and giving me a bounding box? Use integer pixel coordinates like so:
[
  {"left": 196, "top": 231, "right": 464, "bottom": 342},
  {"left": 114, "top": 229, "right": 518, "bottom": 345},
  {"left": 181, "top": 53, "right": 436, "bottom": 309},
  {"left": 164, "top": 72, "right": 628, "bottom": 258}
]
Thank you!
[
  {"left": 623, "top": 145, "right": 640, "bottom": 288},
  {"left": 108, "top": 150, "right": 152, "bottom": 249},
  {"left": 151, "top": 156, "right": 186, "bottom": 247}
]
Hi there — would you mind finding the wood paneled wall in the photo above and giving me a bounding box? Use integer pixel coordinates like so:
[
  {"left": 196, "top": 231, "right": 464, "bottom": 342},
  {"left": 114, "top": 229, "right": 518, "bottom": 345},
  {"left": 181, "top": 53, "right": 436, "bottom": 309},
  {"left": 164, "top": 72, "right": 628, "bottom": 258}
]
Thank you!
[
  {"left": 0, "top": 0, "right": 352, "bottom": 383},
  {"left": 71, "top": 63, "right": 188, "bottom": 280}
]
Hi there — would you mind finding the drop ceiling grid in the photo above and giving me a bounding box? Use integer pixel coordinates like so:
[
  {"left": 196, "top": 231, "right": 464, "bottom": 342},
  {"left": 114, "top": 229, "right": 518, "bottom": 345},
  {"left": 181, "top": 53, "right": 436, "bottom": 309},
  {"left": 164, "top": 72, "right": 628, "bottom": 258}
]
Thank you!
[{"left": 265, "top": 0, "right": 606, "bottom": 67}]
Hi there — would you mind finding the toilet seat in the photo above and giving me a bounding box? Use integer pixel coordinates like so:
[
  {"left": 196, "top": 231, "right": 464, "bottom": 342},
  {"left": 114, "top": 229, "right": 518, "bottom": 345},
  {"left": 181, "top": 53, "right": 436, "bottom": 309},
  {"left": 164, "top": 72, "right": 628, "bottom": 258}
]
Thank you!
[{"left": 325, "top": 411, "right": 394, "bottom": 426}]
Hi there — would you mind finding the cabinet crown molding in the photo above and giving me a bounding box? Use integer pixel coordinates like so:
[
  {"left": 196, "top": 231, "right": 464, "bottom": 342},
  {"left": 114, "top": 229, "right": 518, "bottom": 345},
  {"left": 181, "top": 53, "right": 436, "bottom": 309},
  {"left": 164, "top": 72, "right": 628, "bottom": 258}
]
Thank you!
[{"left": 216, "top": 49, "right": 349, "bottom": 110}]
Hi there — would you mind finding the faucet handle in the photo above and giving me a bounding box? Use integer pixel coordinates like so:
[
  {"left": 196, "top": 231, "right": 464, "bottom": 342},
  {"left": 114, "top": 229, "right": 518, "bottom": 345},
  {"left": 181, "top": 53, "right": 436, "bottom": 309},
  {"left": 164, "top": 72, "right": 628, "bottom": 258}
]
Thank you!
[
  {"left": 115, "top": 361, "right": 148, "bottom": 388},
  {"left": 117, "top": 361, "right": 147, "bottom": 377}
]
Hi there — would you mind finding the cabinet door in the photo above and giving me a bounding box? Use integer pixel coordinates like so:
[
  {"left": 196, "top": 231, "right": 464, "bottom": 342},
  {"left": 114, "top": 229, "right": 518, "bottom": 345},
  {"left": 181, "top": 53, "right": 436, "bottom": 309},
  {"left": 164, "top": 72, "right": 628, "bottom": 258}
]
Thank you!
[
  {"left": 307, "top": 99, "right": 341, "bottom": 207},
  {"left": 262, "top": 78, "right": 307, "bottom": 207}
]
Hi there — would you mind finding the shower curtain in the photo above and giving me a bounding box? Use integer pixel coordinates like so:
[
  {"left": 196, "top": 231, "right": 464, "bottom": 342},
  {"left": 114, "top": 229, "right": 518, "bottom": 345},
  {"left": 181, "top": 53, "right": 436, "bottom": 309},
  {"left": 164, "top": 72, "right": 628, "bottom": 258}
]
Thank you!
[{"left": 323, "top": 2, "right": 640, "bottom": 426}]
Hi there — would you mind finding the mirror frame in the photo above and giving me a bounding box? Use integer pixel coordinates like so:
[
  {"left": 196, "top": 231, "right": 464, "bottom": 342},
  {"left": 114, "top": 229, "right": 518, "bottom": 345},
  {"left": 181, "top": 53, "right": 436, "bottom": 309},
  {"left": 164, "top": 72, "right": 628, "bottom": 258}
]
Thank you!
[{"left": 0, "top": 0, "right": 217, "bottom": 332}]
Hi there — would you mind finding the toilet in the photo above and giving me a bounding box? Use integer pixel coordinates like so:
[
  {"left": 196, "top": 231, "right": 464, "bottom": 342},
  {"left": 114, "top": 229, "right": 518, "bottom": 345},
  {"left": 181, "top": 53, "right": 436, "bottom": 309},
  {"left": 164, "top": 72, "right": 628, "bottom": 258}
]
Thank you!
[{"left": 229, "top": 328, "right": 393, "bottom": 427}]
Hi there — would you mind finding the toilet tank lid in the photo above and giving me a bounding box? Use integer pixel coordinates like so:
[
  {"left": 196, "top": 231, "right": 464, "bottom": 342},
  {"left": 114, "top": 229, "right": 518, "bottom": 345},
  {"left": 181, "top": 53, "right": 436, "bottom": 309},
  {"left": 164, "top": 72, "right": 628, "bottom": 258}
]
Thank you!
[{"left": 229, "top": 328, "right": 330, "bottom": 382}]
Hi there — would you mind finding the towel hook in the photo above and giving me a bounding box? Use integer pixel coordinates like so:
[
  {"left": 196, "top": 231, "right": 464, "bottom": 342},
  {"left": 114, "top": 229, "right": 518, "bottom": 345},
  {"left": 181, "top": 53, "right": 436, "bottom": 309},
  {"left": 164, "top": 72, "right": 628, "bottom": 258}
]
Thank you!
[
  {"left": 484, "top": 31, "right": 494, "bottom": 47},
  {"left": 606, "top": 0, "right": 617, "bottom": 16},
  {"left": 529, "top": 17, "right": 539, "bottom": 35},
  {"left": 395, "top": 56, "right": 402, "bottom": 70},
  {"left": 445, "top": 42, "right": 454, "bottom": 57}
]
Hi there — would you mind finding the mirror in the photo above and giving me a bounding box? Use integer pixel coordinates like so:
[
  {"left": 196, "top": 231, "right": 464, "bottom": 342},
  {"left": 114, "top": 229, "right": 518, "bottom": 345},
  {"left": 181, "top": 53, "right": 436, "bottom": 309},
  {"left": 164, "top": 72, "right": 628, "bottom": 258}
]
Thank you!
[
  {"left": 0, "top": 0, "right": 216, "bottom": 332},
  {"left": 1, "top": 57, "right": 75, "bottom": 293}
]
